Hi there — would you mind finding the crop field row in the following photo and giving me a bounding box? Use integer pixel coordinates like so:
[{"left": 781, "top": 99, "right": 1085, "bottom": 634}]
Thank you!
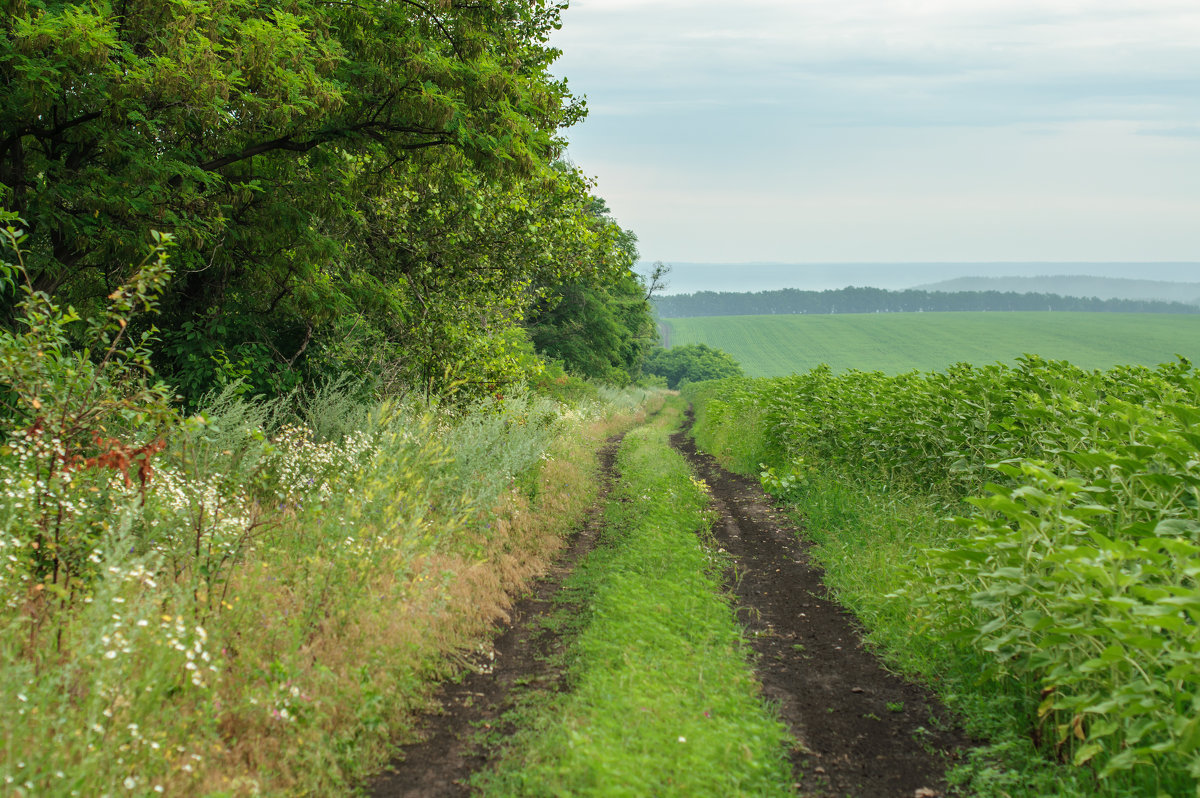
[
  {"left": 661, "top": 312, "right": 1200, "bottom": 376},
  {"left": 684, "top": 357, "right": 1200, "bottom": 796}
]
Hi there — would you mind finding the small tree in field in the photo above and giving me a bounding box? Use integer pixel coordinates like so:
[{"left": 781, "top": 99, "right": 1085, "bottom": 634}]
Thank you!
[{"left": 642, "top": 344, "right": 744, "bottom": 389}]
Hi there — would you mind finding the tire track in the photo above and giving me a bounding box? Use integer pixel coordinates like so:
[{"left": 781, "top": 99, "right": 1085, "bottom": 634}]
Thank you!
[
  {"left": 367, "top": 434, "right": 624, "bottom": 797},
  {"left": 671, "top": 415, "right": 972, "bottom": 798}
]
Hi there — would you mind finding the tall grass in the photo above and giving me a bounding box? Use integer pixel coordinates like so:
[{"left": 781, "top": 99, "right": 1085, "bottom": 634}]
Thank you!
[{"left": 0, "top": 383, "right": 655, "bottom": 796}]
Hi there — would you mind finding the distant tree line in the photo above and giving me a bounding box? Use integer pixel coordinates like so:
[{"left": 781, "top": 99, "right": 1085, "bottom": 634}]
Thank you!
[{"left": 653, "top": 286, "right": 1200, "bottom": 318}]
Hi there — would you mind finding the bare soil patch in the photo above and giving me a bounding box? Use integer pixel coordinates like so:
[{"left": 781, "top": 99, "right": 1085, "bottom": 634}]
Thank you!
[
  {"left": 366, "top": 435, "right": 624, "bottom": 798},
  {"left": 671, "top": 416, "right": 973, "bottom": 798}
]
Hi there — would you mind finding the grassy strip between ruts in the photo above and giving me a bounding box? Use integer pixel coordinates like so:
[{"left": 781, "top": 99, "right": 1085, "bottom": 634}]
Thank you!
[{"left": 476, "top": 396, "right": 795, "bottom": 797}]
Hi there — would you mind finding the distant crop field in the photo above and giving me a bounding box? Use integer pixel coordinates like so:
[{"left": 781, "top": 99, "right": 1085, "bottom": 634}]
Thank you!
[{"left": 660, "top": 312, "right": 1200, "bottom": 376}]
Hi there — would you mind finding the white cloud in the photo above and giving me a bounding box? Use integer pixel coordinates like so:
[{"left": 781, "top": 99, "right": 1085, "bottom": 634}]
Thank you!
[
  {"left": 552, "top": 1, "right": 1200, "bottom": 261},
  {"left": 555, "top": 0, "right": 1200, "bottom": 127}
]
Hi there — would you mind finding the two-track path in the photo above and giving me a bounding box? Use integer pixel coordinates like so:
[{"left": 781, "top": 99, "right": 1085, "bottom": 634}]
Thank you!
[
  {"left": 368, "top": 418, "right": 970, "bottom": 797},
  {"left": 671, "top": 415, "right": 972, "bottom": 797}
]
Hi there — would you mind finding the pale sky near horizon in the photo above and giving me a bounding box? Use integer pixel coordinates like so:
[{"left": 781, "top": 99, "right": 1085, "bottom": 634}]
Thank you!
[{"left": 550, "top": 0, "right": 1200, "bottom": 265}]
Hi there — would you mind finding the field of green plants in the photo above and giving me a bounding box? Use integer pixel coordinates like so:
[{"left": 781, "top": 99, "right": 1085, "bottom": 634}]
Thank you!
[
  {"left": 663, "top": 312, "right": 1200, "bottom": 376},
  {"left": 684, "top": 357, "right": 1200, "bottom": 796}
]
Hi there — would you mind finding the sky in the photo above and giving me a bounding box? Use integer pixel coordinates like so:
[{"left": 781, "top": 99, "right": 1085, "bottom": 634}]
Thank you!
[{"left": 549, "top": 0, "right": 1200, "bottom": 267}]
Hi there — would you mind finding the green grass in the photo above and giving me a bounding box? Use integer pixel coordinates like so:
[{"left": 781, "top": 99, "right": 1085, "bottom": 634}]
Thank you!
[
  {"left": 663, "top": 312, "right": 1200, "bottom": 376},
  {"left": 0, "top": 386, "right": 657, "bottom": 796},
  {"left": 477, "top": 398, "right": 795, "bottom": 797}
]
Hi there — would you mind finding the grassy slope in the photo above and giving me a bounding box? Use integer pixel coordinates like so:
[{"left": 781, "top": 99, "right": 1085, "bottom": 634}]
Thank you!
[
  {"left": 478, "top": 398, "right": 794, "bottom": 797},
  {"left": 662, "top": 312, "right": 1200, "bottom": 376}
]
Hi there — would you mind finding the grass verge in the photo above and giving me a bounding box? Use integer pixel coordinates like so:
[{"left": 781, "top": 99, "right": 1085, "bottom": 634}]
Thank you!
[
  {"left": 779, "top": 470, "right": 1099, "bottom": 797},
  {"left": 476, "top": 396, "right": 795, "bottom": 797},
  {"left": 1, "top": 388, "right": 661, "bottom": 796}
]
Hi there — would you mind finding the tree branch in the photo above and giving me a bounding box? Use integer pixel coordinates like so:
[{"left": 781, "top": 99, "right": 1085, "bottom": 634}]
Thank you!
[
  {"left": 196, "top": 123, "right": 451, "bottom": 173},
  {"left": 27, "top": 110, "right": 104, "bottom": 141}
]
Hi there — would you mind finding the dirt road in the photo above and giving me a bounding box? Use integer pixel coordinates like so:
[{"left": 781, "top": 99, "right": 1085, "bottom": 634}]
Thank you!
[
  {"left": 367, "top": 436, "right": 624, "bottom": 797},
  {"left": 368, "top": 418, "right": 970, "bottom": 797},
  {"left": 671, "top": 419, "right": 971, "bottom": 797}
]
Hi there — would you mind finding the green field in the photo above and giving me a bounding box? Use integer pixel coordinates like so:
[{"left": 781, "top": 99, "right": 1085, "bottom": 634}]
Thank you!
[{"left": 661, "top": 312, "right": 1200, "bottom": 376}]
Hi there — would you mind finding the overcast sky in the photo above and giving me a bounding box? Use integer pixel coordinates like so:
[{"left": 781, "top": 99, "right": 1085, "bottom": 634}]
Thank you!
[{"left": 550, "top": 0, "right": 1200, "bottom": 265}]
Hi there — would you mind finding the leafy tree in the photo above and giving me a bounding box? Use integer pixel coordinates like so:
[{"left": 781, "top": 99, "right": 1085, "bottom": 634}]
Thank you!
[
  {"left": 526, "top": 193, "right": 658, "bottom": 384},
  {"left": 652, "top": 286, "right": 1200, "bottom": 318},
  {"left": 642, "top": 344, "right": 743, "bottom": 389},
  {"left": 528, "top": 274, "right": 651, "bottom": 385},
  {"left": 1, "top": 0, "right": 620, "bottom": 400}
]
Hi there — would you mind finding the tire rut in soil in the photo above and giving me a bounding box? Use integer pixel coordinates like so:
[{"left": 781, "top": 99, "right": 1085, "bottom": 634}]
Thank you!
[
  {"left": 367, "top": 433, "right": 625, "bottom": 798},
  {"left": 670, "top": 413, "right": 973, "bottom": 798}
]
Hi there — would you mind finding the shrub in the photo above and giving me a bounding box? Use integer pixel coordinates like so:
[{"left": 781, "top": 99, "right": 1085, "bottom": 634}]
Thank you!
[{"left": 642, "top": 343, "right": 743, "bottom": 389}]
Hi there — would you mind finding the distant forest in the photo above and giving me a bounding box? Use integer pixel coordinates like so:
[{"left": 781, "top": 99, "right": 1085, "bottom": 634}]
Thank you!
[{"left": 653, "top": 286, "right": 1200, "bottom": 318}]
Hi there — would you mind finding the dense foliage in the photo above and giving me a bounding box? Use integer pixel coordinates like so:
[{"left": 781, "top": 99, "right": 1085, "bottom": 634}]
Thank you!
[
  {"left": 0, "top": 3, "right": 667, "bottom": 789},
  {"left": 686, "top": 358, "right": 1200, "bottom": 795},
  {"left": 642, "top": 343, "right": 743, "bottom": 389},
  {"left": 654, "top": 285, "right": 1199, "bottom": 318},
  {"left": 525, "top": 197, "right": 658, "bottom": 384},
  {"left": 1, "top": 0, "right": 651, "bottom": 400}
]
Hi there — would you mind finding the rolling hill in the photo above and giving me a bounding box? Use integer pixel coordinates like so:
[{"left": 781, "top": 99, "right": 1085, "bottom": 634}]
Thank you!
[{"left": 912, "top": 276, "right": 1200, "bottom": 305}]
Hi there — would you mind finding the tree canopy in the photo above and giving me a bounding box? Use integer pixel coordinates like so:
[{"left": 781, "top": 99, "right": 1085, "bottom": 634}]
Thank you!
[
  {"left": 642, "top": 344, "right": 743, "bottom": 389},
  {"left": 526, "top": 197, "right": 658, "bottom": 384},
  {"left": 1, "top": 0, "right": 647, "bottom": 400}
]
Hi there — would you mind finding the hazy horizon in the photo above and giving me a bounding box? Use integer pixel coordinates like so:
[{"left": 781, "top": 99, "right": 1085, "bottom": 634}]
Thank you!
[{"left": 638, "top": 262, "right": 1200, "bottom": 295}]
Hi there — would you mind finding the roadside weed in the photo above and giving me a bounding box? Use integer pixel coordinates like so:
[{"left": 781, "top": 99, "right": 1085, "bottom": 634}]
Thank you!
[
  {"left": 0, "top": 263, "right": 657, "bottom": 798},
  {"left": 685, "top": 358, "right": 1200, "bottom": 796}
]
